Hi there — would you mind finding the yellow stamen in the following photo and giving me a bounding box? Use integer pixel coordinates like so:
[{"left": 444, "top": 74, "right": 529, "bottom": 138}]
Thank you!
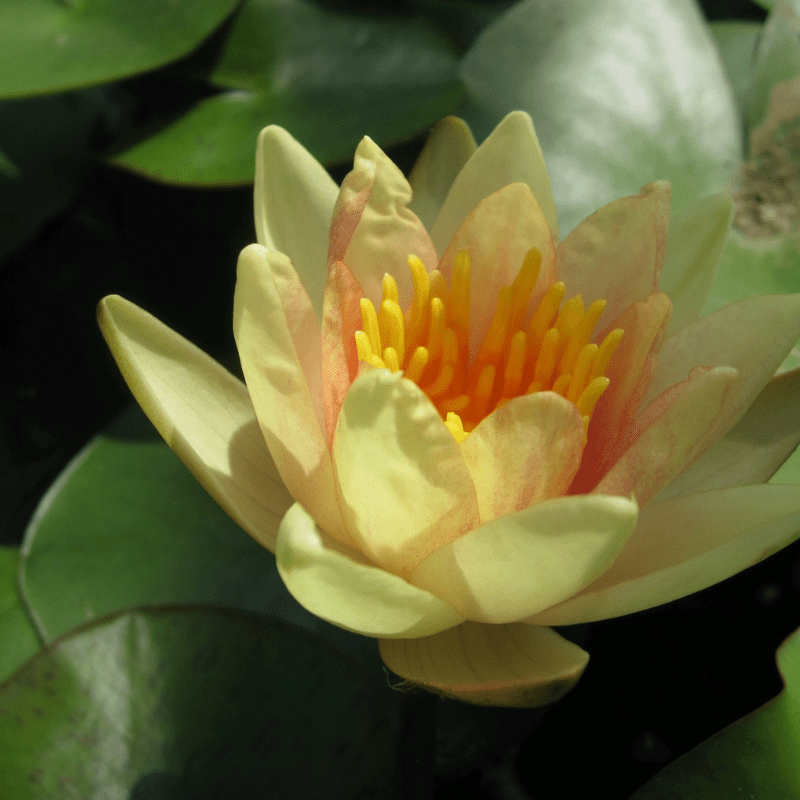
[
  {"left": 426, "top": 297, "right": 446, "bottom": 362},
  {"left": 382, "top": 273, "right": 398, "bottom": 305},
  {"left": 567, "top": 343, "right": 598, "bottom": 403},
  {"left": 501, "top": 331, "right": 527, "bottom": 399},
  {"left": 445, "top": 412, "right": 468, "bottom": 443},
  {"left": 508, "top": 248, "right": 542, "bottom": 331},
  {"left": 370, "top": 354, "right": 385, "bottom": 369},
  {"left": 405, "top": 346, "right": 429, "bottom": 383},
  {"left": 383, "top": 347, "right": 400, "bottom": 372},
  {"left": 590, "top": 329, "right": 624, "bottom": 382},
  {"left": 473, "top": 364, "right": 496, "bottom": 420},
  {"left": 450, "top": 251, "right": 471, "bottom": 348},
  {"left": 379, "top": 299, "right": 405, "bottom": 365},
  {"left": 559, "top": 298, "right": 606, "bottom": 375},
  {"left": 526, "top": 281, "right": 566, "bottom": 361},
  {"left": 533, "top": 328, "right": 561, "bottom": 387},
  {"left": 577, "top": 377, "right": 610, "bottom": 417},
  {"left": 355, "top": 330, "right": 372, "bottom": 362},
  {"left": 360, "top": 298, "right": 381, "bottom": 355},
  {"left": 552, "top": 373, "right": 572, "bottom": 397},
  {"left": 406, "top": 255, "right": 430, "bottom": 352}
]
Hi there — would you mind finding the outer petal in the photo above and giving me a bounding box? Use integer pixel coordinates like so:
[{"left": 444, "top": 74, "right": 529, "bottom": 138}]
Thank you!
[
  {"left": 594, "top": 366, "right": 739, "bottom": 505},
  {"left": 379, "top": 622, "right": 588, "bottom": 708},
  {"left": 437, "top": 183, "right": 557, "bottom": 359},
  {"left": 646, "top": 294, "right": 800, "bottom": 437},
  {"left": 328, "top": 136, "right": 437, "bottom": 308},
  {"left": 659, "top": 193, "right": 732, "bottom": 334},
  {"left": 556, "top": 182, "right": 671, "bottom": 331},
  {"left": 333, "top": 370, "right": 480, "bottom": 579},
  {"left": 461, "top": 392, "right": 585, "bottom": 522},
  {"left": 98, "top": 295, "right": 293, "bottom": 552},
  {"left": 277, "top": 503, "right": 464, "bottom": 638},
  {"left": 254, "top": 126, "right": 338, "bottom": 317},
  {"left": 656, "top": 367, "right": 800, "bottom": 500},
  {"left": 531, "top": 485, "right": 800, "bottom": 625},
  {"left": 234, "top": 244, "right": 352, "bottom": 546},
  {"left": 410, "top": 495, "right": 638, "bottom": 624},
  {"left": 430, "top": 111, "right": 559, "bottom": 253},
  {"left": 408, "top": 116, "right": 477, "bottom": 234}
]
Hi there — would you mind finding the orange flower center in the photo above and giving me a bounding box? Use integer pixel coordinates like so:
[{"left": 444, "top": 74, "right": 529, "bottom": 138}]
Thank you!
[{"left": 354, "top": 248, "right": 623, "bottom": 442}]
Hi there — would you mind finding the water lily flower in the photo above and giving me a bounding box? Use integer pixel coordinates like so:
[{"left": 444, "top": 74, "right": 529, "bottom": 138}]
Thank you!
[{"left": 99, "top": 112, "right": 800, "bottom": 708}]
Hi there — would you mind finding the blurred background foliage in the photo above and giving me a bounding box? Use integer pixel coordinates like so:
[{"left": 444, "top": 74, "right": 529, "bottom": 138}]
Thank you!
[{"left": 2, "top": 1, "right": 800, "bottom": 797}]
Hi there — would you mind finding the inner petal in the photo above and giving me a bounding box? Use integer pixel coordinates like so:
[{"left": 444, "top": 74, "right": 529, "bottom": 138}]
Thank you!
[{"left": 354, "top": 248, "right": 624, "bottom": 441}]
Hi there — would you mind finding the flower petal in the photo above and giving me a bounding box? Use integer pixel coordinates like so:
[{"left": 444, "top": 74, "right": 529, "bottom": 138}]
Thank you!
[
  {"left": 234, "top": 244, "right": 352, "bottom": 547},
  {"left": 556, "top": 182, "right": 671, "bottom": 331},
  {"left": 408, "top": 116, "right": 477, "bottom": 234},
  {"left": 656, "top": 367, "right": 800, "bottom": 500},
  {"left": 379, "top": 622, "right": 588, "bottom": 708},
  {"left": 461, "top": 392, "right": 585, "bottom": 521},
  {"left": 254, "top": 126, "right": 338, "bottom": 317},
  {"left": 97, "top": 295, "right": 293, "bottom": 552},
  {"left": 333, "top": 369, "right": 480, "bottom": 579},
  {"left": 276, "top": 503, "right": 464, "bottom": 638},
  {"left": 594, "top": 366, "right": 739, "bottom": 505},
  {"left": 410, "top": 495, "right": 638, "bottom": 624},
  {"left": 328, "top": 135, "right": 437, "bottom": 308},
  {"left": 531, "top": 485, "right": 800, "bottom": 625},
  {"left": 430, "top": 110, "right": 559, "bottom": 254},
  {"left": 659, "top": 193, "right": 732, "bottom": 334},
  {"left": 646, "top": 294, "right": 800, "bottom": 438},
  {"left": 437, "top": 182, "right": 557, "bottom": 359}
]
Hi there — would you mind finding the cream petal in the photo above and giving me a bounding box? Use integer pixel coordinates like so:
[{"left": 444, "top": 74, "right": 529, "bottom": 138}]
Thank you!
[
  {"left": 531, "top": 484, "right": 800, "bottom": 625},
  {"left": 254, "top": 126, "right": 338, "bottom": 317},
  {"left": 595, "top": 366, "right": 739, "bottom": 505},
  {"left": 437, "top": 182, "right": 557, "bottom": 359},
  {"left": 332, "top": 369, "right": 480, "bottom": 579},
  {"left": 234, "top": 244, "right": 352, "bottom": 547},
  {"left": 656, "top": 367, "right": 800, "bottom": 500},
  {"left": 379, "top": 622, "right": 588, "bottom": 708},
  {"left": 659, "top": 194, "right": 732, "bottom": 334},
  {"left": 408, "top": 116, "right": 477, "bottom": 235},
  {"left": 97, "top": 295, "right": 293, "bottom": 553},
  {"left": 328, "top": 135, "right": 437, "bottom": 308},
  {"left": 461, "top": 392, "right": 585, "bottom": 522},
  {"left": 410, "top": 495, "right": 637, "bottom": 624},
  {"left": 276, "top": 503, "right": 464, "bottom": 638},
  {"left": 646, "top": 296, "right": 800, "bottom": 439},
  {"left": 430, "top": 111, "right": 559, "bottom": 254},
  {"left": 556, "top": 182, "right": 671, "bottom": 332}
]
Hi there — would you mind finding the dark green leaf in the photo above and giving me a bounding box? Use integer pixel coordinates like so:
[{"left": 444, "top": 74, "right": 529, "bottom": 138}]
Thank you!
[
  {"left": 710, "top": 21, "right": 761, "bottom": 119},
  {"left": 0, "top": 548, "right": 40, "bottom": 683},
  {"left": 630, "top": 624, "right": 800, "bottom": 799},
  {"left": 0, "top": 0, "right": 239, "bottom": 99},
  {"left": 0, "top": 607, "right": 395, "bottom": 799},
  {"left": 110, "top": 0, "right": 463, "bottom": 184},
  {"left": 459, "top": 0, "right": 743, "bottom": 234}
]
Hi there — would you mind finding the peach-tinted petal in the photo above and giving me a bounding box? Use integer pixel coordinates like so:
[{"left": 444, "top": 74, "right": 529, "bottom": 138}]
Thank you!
[
  {"left": 234, "top": 244, "right": 352, "bottom": 547},
  {"left": 379, "top": 622, "right": 588, "bottom": 708},
  {"left": 430, "top": 111, "right": 559, "bottom": 253},
  {"left": 660, "top": 193, "right": 732, "bottom": 334},
  {"left": 328, "top": 136, "right": 437, "bottom": 308},
  {"left": 656, "top": 367, "right": 800, "bottom": 500},
  {"left": 254, "top": 126, "right": 337, "bottom": 317},
  {"left": 571, "top": 292, "right": 672, "bottom": 492},
  {"left": 438, "top": 183, "right": 557, "bottom": 359},
  {"left": 97, "top": 295, "right": 293, "bottom": 553},
  {"left": 410, "top": 495, "right": 637, "bottom": 624},
  {"left": 556, "top": 182, "right": 671, "bottom": 331},
  {"left": 408, "top": 116, "right": 477, "bottom": 233},
  {"left": 646, "top": 295, "right": 800, "bottom": 439},
  {"left": 332, "top": 369, "right": 480, "bottom": 579},
  {"left": 276, "top": 503, "right": 464, "bottom": 638},
  {"left": 594, "top": 366, "right": 739, "bottom": 505},
  {"left": 461, "top": 392, "right": 585, "bottom": 522},
  {"left": 321, "top": 259, "right": 363, "bottom": 447},
  {"left": 531, "top": 485, "right": 800, "bottom": 625}
]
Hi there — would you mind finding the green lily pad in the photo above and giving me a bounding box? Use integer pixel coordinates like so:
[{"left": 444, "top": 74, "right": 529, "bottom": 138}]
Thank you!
[
  {"left": 110, "top": 0, "right": 463, "bottom": 184},
  {"left": 18, "top": 404, "right": 373, "bottom": 666},
  {"left": 0, "top": 548, "right": 40, "bottom": 683},
  {"left": 459, "top": 0, "right": 743, "bottom": 235},
  {"left": 630, "top": 623, "right": 800, "bottom": 798},
  {"left": 710, "top": 21, "right": 761, "bottom": 119},
  {"left": 0, "top": 0, "right": 239, "bottom": 99},
  {"left": 0, "top": 607, "right": 394, "bottom": 799}
]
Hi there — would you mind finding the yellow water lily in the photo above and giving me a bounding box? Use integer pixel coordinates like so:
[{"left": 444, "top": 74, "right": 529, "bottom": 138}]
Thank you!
[{"left": 99, "top": 112, "right": 800, "bottom": 708}]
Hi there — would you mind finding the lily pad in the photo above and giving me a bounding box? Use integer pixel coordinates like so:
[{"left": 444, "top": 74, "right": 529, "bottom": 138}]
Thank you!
[
  {"left": 459, "top": 0, "right": 743, "bottom": 235},
  {"left": 0, "top": 607, "right": 394, "bottom": 799},
  {"left": 630, "top": 623, "right": 800, "bottom": 798},
  {"left": 110, "top": 0, "right": 462, "bottom": 184},
  {"left": 18, "top": 404, "right": 373, "bottom": 667},
  {"left": 0, "top": 0, "right": 239, "bottom": 99},
  {"left": 0, "top": 547, "right": 40, "bottom": 683}
]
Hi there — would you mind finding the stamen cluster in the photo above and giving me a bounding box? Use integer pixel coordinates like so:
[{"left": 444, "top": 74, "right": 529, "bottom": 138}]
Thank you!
[{"left": 355, "top": 249, "right": 623, "bottom": 442}]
